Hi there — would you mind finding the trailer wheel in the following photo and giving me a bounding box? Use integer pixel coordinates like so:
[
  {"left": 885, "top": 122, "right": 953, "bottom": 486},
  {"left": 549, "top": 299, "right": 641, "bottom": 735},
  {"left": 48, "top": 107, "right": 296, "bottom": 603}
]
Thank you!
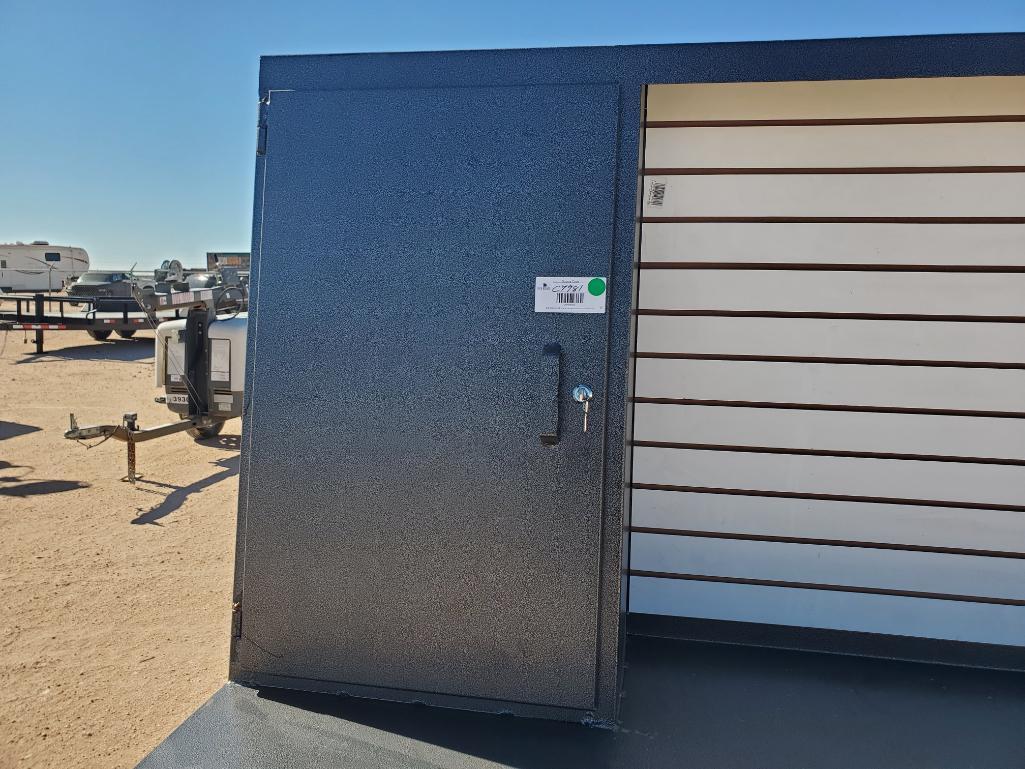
[
  {"left": 116, "top": 329, "right": 136, "bottom": 339},
  {"left": 187, "top": 420, "right": 226, "bottom": 440},
  {"left": 87, "top": 330, "right": 112, "bottom": 341}
]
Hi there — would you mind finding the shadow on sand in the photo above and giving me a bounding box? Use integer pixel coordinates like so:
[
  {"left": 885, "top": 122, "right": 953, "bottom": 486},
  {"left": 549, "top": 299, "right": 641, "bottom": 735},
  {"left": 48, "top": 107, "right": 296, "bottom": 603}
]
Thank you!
[
  {"left": 0, "top": 421, "right": 42, "bottom": 441},
  {"left": 131, "top": 455, "right": 240, "bottom": 525},
  {"left": 15, "top": 338, "right": 153, "bottom": 364}
]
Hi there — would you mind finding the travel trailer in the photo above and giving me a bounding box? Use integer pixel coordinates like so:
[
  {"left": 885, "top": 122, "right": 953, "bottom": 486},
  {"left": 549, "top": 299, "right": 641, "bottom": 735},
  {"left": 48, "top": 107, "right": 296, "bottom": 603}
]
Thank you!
[{"left": 0, "top": 241, "right": 90, "bottom": 293}]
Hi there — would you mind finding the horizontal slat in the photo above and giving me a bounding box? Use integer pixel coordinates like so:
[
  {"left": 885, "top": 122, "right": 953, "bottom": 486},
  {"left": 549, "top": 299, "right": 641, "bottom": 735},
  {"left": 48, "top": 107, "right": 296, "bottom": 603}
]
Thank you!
[
  {"left": 631, "top": 490, "right": 1025, "bottom": 551},
  {"left": 643, "top": 123, "right": 1025, "bottom": 168},
  {"left": 645, "top": 77, "right": 1025, "bottom": 122},
  {"left": 630, "top": 534, "right": 1025, "bottom": 601},
  {"left": 633, "top": 359, "right": 1025, "bottom": 411},
  {"left": 632, "top": 448, "right": 1025, "bottom": 507},
  {"left": 639, "top": 222, "right": 1025, "bottom": 264},
  {"left": 635, "top": 314, "right": 1025, "bottom": 361},
  {"left": 631, "top": 403, "right": 1025, "bottom": 460},
  {"left": 628, "top": 577, "right": 1025, "bottom": 646},
  {"left": 636, "top": 272, "right": 1025, "bottom": 315},
  {"left": 640, "top": 174, "right": 1025, "bottom": 218}
]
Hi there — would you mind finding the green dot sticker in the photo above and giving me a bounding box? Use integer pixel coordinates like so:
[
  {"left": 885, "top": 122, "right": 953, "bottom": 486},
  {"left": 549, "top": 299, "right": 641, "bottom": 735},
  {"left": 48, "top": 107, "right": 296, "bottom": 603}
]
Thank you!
[{"left": 587, "top": 278, "right": 607, "bottom": 297}]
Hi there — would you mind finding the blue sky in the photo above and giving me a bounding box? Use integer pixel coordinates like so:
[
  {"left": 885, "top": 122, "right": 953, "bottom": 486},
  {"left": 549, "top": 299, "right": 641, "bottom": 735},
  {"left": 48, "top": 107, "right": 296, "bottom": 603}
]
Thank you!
[{"left": 2, "top": 0, "right": 1023, "bottom": 269}]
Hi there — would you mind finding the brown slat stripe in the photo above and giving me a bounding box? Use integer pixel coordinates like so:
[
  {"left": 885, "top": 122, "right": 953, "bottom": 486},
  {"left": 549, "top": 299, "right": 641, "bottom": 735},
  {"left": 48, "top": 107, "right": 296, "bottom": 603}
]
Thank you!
[
  {"left": 630, "top": 396, "right": 1025, "bottom": 419},
  {"left": 644, "top": 166, "right": 1025, "bottom": 175},
  {"left": 627, "top": 569, "right": 1025, "bottom": 607},
  {"left": 630, "top": 440, "right": 1025, "bottom": 467},
  {"left": 633, "top": 352, "right": 1025, "bottom": 370},
  {"left": 634, "top": 308, "right": 1025, "bottom": 322},
  {"left": 644, "top": 115, "right": 1025, "bottom": 128},
  {"left": 629, "top": 527, "right": 1025, "bottom": 560},
  {"left": 641, "top": 216, "right": 1025, "bottom": 224},
  {"left": 629, "top": 482, "right": 1025, "bottom": 514},
  {"left": 635, "top": 262, "right": 1025, "bottom": 273}
]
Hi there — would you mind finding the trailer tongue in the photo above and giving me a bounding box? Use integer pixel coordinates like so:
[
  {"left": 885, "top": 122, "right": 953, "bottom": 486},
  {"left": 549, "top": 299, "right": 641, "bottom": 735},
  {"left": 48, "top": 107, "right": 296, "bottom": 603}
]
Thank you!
[{"left": 63, "top": 286, "right": 247, "bottom": 483}]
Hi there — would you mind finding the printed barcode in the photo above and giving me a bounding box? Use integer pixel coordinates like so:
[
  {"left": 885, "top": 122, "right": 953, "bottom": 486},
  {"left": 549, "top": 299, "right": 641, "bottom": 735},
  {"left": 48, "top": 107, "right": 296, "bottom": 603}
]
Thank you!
[
  {"left": 648, "top": 180, "right": 666, "bottom": 207},
  {"left": 557, "top": 292, "right": 584, "bottom": 304}
]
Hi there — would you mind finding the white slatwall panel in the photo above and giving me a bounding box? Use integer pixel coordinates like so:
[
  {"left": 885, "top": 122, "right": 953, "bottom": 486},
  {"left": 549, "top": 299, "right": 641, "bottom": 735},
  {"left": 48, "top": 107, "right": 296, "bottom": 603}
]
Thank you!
[
  {"left": 630, "top": 76, "right": 1025, "bottom": 645},
  {"left": 635, "top": 316, "right": 1025, "bottom": 362},
  {"left": 645, "top": 77, "right": 1025, "bottom": 121},
  {"left": 644, "top": 123, "right": 1025, "bottom": 168},
  {"left": 632, "top": 491, "right": 1025, "bottom": 552},
  {"left": 637, "top": 272, "right": 1025, "bottom": 315},
  {"left": 632, "top": 404, "right": 1025, "bottom": 460},
  {"left": 640, "top": 222, "right": 1025, "bottom": 264},
  {"left": 642, "top": 174, "right": 1025, "bottom": 218},
  {"left": 633, "top": 359, "right": 1025, "bottom": 411}
]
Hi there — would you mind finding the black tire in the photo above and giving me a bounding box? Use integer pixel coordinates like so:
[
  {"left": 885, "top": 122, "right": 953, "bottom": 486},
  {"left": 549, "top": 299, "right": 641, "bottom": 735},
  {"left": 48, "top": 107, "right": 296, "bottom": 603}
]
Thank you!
[
  {"left": 187, "top": 420, "right": 226, "bottom": 440},
  {"left": 87, "top": 329, "right": 112, "bottom": 341},
  {"left": 116, "top": 329, "right": 136, "bottom": 339}
]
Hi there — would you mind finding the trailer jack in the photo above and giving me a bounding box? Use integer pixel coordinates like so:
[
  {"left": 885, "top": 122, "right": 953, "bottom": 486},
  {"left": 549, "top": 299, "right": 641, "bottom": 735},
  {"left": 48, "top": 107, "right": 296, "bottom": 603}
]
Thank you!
[{"left": 66, "top": 412, "right": 222, "bottom": 484}]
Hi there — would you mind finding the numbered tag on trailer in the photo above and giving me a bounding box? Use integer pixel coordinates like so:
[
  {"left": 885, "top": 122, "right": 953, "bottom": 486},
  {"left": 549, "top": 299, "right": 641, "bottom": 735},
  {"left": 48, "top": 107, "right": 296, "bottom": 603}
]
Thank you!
[
  {"left": 167, "top": 393, "right": 190, "bottom": 406},
  {"left": 534, "top": 276, "right": 607, "bottom": 314}
]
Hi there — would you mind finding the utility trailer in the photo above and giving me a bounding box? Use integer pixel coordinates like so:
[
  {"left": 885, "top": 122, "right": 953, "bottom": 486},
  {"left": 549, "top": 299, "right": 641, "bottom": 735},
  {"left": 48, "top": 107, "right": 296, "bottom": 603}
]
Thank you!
[
  {"left": 0, "top": 272, "right": 246, "bottom": 353},
  {"left": 63, "top": 287, "right": 247, "bottom": 482},
  {"left": 0, "top": 293, "right": 153, "bottom": 352}
]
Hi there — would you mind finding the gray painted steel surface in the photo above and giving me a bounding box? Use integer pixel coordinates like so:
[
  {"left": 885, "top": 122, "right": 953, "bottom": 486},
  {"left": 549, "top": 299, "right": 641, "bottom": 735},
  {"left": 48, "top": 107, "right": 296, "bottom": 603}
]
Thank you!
[
  {"left": 234, "top": 83, "right": 621, "bottom": 718},
  {"left": 142, "top": 636, "right": 1025, "bottom": 769},
  {"left": 231, "top": 32, "right": 1025, "bottom": 726}
]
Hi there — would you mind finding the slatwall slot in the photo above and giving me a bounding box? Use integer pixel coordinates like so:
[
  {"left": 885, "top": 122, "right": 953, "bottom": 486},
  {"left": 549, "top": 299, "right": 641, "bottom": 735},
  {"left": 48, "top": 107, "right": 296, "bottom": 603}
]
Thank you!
[
  {"left": 628, "top": 578, "right": 1025, "bottom": 646},
  {"left": 639, "top": 222, "right": 1025, "bottom": 264},
  {"left": 643, "top": 123, "right": 1025, "bottom": 168},
  {"left": 636, "top": 272, "right": 1025, "bottom": 315},
  {"left": 631, "top": 447, "right": 1025, "bottom": 508},
  {"left": 632, "top": 359, "right": 1025, "bottom": 411},
  {"left": 635, "top": 316, "right": 1025, "bottom": 363},
  {"left": 632, "top": 491, "right": 1025, "bottom": 553},
  {"left": 632, "top": 404, "right": 1025, "bottom": 461}
]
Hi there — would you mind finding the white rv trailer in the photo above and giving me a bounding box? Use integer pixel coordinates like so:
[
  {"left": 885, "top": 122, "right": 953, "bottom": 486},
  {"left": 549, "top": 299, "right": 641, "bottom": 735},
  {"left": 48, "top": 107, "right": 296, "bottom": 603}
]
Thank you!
[{"left": 0, "top": 241, "right": 90, "bottom": 293}]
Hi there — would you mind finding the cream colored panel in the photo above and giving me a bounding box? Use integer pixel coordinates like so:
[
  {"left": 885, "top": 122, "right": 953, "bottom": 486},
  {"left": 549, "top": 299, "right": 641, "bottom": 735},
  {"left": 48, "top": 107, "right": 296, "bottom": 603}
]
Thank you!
[
  {"left": 641, "top": 174, "right": 1025, "bottom": 217},
  {"left": 639, "top": 222, "right": 1025, "bottom": 264},
  {"left": 631, "top": 534, "right": 1025, "bottom": 599},
  {"left": 628, "top": 577, "right": 1025, "bottom": 646},
  {"left": 644, "top": 123, "right": 1025, "bottom": 168},
  {"left": 645, "top": 77, "right": 1025, "bottom": 121},
  {"left": 631, "top": 490, "right": 1025, "bottom": 552},
  {"left": 631, "top": 447, "right": 1025, "bottom": 506},
  {"left": 636, "top": 272, "right": 1025, "bottom": 315},
  {"left": 631, "top": 404, "right": 1025, "bottom": 460},
  {"left": 634, "top": 316, "right": 1025, "bottom": 362},
  {"left": 632, "top": 359, "right": 1025, "bottom": 411}
]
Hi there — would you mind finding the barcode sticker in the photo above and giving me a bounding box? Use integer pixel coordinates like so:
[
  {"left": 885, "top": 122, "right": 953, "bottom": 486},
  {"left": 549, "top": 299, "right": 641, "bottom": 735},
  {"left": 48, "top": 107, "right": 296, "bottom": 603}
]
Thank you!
[
  {"left": 535, "top": 277, "right": 607, "bottom": 314},
  {"left": 646, "top": 176, "right": 667, "bottom": 208}
]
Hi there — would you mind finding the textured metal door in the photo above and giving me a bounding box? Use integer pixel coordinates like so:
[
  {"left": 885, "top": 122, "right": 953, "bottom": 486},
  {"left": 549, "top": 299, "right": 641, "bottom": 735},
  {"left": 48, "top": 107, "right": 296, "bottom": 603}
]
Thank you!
[{"left": 234, "top": 84, "right": 619, "bottom": 714}]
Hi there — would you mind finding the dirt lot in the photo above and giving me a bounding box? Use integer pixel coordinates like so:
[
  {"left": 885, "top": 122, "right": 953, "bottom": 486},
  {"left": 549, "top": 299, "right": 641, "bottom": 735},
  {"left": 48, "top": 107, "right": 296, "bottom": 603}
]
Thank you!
[{"left": 0, "top": 329, "right": 238, "bottom": 768}]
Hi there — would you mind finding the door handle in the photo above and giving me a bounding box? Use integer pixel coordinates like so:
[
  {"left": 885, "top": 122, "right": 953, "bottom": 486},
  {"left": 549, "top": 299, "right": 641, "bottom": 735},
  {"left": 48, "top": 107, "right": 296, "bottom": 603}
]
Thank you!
[{"left": 539, "top": 342, "right": 561, "bottom": 445}]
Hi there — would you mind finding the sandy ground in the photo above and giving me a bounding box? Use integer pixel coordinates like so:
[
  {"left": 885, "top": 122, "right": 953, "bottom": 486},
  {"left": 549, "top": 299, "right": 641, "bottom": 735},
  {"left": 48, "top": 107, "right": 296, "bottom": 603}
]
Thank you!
[{"left": 0, "top": 328, "right": 238, "bottom": 768}]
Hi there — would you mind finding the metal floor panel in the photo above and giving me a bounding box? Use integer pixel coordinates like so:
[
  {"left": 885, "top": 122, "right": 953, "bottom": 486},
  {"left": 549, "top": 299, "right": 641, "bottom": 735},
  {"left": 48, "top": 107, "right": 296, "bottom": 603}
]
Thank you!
[{"left": 139, "top": 635, "right": 1025, "bottom": 769}]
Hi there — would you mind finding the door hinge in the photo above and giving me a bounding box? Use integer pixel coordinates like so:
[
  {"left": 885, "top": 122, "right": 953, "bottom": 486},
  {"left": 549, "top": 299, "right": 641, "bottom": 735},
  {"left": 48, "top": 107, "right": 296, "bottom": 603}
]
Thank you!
[
  {"left": 231, "top": 600, "right": 242, "bottom": 638},
  {"left": 256, "top": 125, "right": 267, "bottom": 157}
]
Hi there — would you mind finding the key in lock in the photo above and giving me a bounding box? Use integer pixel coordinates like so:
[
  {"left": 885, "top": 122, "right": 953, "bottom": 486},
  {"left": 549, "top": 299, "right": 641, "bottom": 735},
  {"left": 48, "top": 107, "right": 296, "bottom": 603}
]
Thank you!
[{"left": 572, "top": 385, "right": 594, "bottom": 433}]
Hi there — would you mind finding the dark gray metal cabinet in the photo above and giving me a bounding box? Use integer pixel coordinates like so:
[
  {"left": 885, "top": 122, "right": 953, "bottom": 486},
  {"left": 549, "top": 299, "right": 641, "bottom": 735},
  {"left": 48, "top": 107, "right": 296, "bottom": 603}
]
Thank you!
[{"left": 225, "top": 33, "right": 1025, "bottom": 728}]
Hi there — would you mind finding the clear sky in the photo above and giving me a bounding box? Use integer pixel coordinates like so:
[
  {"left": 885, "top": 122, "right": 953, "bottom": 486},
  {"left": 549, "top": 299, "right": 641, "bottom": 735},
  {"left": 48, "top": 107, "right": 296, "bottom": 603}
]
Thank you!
[{"left": 2, "top": 0, "right": 1023, "bottom": 269}]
